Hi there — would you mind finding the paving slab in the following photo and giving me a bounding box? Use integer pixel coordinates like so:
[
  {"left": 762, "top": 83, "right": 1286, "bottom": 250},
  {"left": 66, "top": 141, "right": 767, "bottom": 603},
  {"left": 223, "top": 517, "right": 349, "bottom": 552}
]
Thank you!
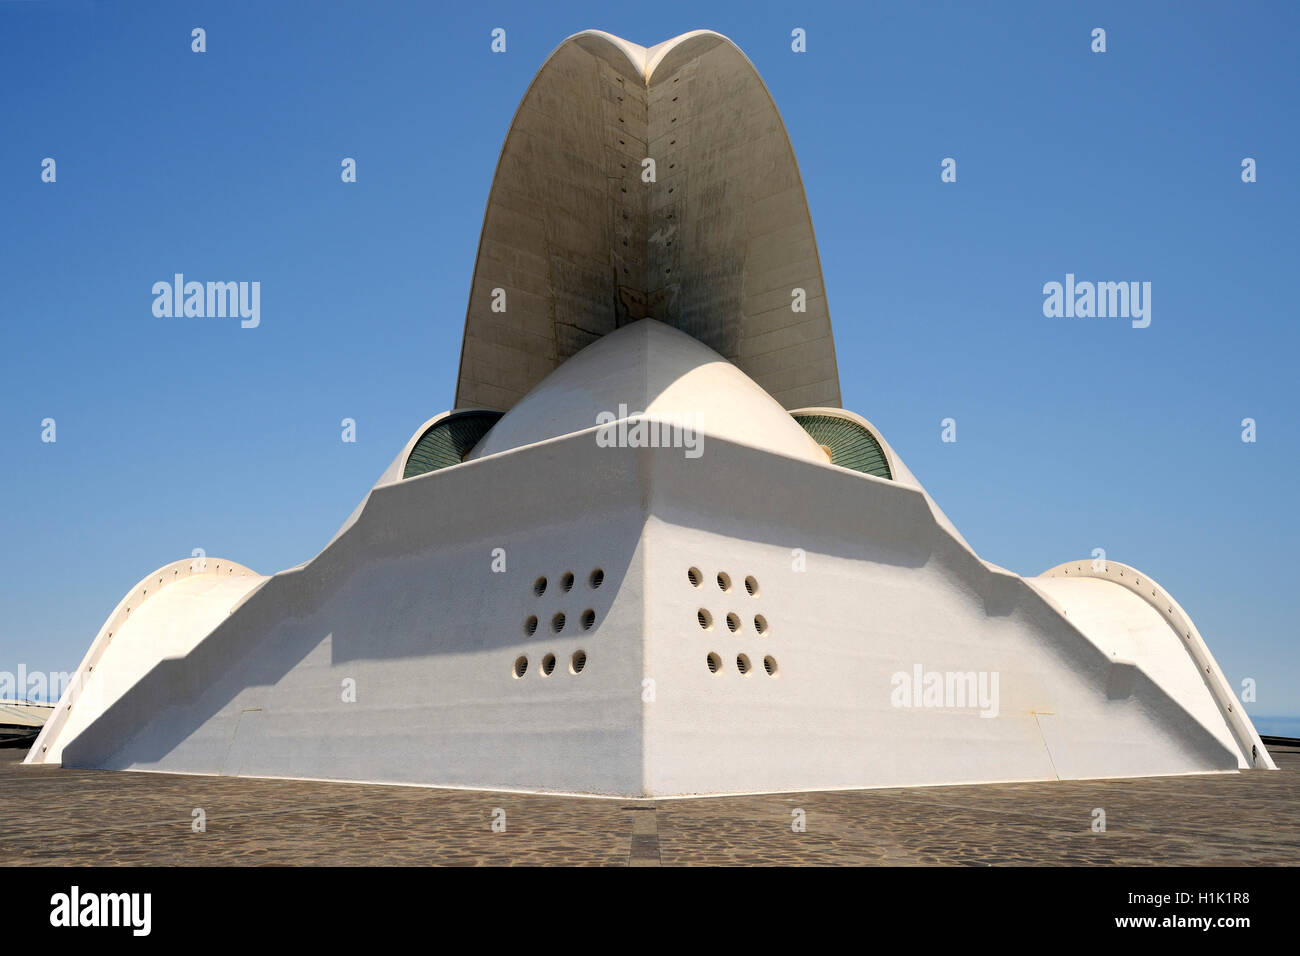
[{"left": 2, "top": 748, "right": 1296, "bottom": 866}]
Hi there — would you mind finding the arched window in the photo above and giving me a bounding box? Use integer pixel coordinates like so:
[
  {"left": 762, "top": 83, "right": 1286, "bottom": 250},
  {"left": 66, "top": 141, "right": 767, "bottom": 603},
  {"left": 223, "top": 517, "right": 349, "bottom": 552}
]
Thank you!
[{"left": 403, "top": 410, "right": 504, "bottom": 478}]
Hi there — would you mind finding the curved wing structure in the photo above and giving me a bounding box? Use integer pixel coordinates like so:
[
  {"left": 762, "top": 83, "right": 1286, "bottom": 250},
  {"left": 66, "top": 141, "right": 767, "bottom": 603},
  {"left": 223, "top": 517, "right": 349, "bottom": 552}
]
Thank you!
[
  {"left": 455, "top": 30, "right": 840, "bottom": 413},
  {"left": 1031, "top": 561, "right": 1274, "bottom": 769},
  {"left": 27, "top": 558, "right": 265, "bottom": 765}
]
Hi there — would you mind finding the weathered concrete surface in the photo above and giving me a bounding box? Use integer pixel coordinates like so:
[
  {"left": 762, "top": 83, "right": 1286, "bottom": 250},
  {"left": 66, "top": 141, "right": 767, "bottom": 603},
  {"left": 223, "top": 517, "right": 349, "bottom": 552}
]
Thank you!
[
  {"left": 456, "top": 30, "right": 841, "bottom": 413},
  {"left": 3, "top": 747, "right": 1296, "bottom": 866}
]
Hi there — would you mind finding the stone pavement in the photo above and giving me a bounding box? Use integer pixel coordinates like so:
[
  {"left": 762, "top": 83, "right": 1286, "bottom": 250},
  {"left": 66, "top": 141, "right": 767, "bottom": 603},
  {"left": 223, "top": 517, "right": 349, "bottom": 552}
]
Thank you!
[{"left": 2, "top": 747, "right": 1296, "bottom": 866}]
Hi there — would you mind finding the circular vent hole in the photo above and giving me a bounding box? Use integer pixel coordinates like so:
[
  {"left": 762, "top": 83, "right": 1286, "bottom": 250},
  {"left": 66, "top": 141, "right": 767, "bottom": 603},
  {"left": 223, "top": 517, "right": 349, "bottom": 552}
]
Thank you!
[
  {"left": 524, "top": 615, "right": 538, "bottom": 637},
  {"left": 570, "top": 650, "right": 587, "bottom": 674},
  {"left": 513, "top": 656, "right": 528, "bottom": 679},
  {"left": 561, "top": 571, "right": 575, "bottom": 592},
  {"left": 736, "top": 654, "right": 752, "bottom": 675},
  {"left": 763, "top": 655, "right": 778, "bottom": 677},
  {"left": 551, "top": 613, "right": 566, "bottom": 633},
  {"left": 717, "top": 572, "right": 732, "bottom": 592},
  {"left": 726, "top": 613, "right": 741, "bottom": 633},
  {"left": 754, "top": 614, "right": 769, "bottom": 636},
  {"left": 541, "top": 653, "right": 556, "bottom": 677},
  {"left": 744, "top": 575, "right": 758, "bottom": 596},
  {"left": 589, "top": 568, "right": 604, "bottom": 589},
  {"left": 534, "top": 576, "right": 547, "bottom": 596},
  {"left": 706, "top": 652, "right": 721, "bottom": 674},
  {"left": 581, "top": 609, "right": 596, "bottom": 630},
  {"left": 687, "top": 567, "right": 702, "bottom": 588},
  {"left": 697, "top": 609, "right": 713, "bottom": 631}
]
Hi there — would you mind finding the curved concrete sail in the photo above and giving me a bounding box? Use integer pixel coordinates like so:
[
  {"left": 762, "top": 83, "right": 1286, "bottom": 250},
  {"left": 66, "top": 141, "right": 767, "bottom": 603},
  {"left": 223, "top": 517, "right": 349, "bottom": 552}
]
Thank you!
[
  {"left": 27, "top": 558, "right": 266, "bottom": 765},
  {"left": 455, "top": 29, "right": 841, "bottom": 413},
  {"left": 1031, "top": 561, "right": 1275, "bottom": 770}
]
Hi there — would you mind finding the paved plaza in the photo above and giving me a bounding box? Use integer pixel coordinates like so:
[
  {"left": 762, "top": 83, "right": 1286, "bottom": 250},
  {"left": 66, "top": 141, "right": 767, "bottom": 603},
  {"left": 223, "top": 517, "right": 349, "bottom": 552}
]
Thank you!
[{"left": 3, "top": 745, "right": 1296, "bottom": 866}]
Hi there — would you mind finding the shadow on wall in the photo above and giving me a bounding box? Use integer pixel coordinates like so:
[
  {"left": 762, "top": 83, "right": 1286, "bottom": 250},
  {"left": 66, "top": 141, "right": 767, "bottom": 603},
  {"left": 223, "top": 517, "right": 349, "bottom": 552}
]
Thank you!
[
  {"left": 645, "top": 435, "right": 1242, "bottom": 772},
  {"left": 61, "top": 430, "right": 1241, "bottom": 780},
  {"left": 62, "top": 436, "right": 644, "bottom": 770}
]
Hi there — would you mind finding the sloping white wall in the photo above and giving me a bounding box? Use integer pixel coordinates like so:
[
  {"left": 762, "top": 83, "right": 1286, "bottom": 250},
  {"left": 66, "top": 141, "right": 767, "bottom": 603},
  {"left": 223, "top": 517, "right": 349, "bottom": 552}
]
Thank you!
[
  {"left": 639, "top": 437, "right": 1248, "bottom": 795},
  {"left": 27, "top": 559, "right": 265, "bottom": 766},
  {"left": 60, "top": 431, "right": 650, "bottom": 795},
  {"left": 47, "top": 315, "right": 1269, "bottom": 795},
  {"left": 58, "top": 426, "right": 1259, "bottom": 795}
]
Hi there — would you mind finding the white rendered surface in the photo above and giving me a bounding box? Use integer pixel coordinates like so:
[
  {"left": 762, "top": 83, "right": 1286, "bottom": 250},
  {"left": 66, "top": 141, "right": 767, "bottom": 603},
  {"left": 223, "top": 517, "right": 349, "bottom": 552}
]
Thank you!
[
  {"left": 469, "top": 319, "right": 826, "bottom": 464},
  {"left": 46, "top": 322, "right": 1266, "bottom": 794},
  {"left": 27, "top": 559, "right": 266, "bottom": 766}
]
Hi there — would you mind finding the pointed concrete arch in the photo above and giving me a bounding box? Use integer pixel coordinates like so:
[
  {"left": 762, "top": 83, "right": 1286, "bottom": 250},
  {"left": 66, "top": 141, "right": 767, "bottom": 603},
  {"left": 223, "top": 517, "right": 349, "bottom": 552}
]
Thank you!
[{"left": 455, "top": 29, "right": 841, "bottom": 413}]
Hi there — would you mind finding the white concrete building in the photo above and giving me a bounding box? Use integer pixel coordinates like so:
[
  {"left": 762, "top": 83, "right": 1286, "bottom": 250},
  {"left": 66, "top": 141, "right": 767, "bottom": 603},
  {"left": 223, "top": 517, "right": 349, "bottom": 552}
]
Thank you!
[{"left": 27, "top": 30, "right": 1273, "bottom": 795}]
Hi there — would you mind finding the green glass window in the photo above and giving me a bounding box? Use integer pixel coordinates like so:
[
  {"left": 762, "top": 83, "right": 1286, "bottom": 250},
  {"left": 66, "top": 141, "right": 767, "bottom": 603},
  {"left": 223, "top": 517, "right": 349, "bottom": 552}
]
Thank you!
[
  {"left": 792, "top": 414, "right": 892, "bottom": 479},
  {"left": 403, "top": 410, "right": 504, "bottom": 478}
]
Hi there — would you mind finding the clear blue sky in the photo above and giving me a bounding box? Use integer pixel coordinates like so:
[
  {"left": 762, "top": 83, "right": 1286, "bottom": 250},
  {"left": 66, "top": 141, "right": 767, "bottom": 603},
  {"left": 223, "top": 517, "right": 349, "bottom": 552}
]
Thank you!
[{"left": 2, "top": 1, "right": 1297, "bottom": 729}]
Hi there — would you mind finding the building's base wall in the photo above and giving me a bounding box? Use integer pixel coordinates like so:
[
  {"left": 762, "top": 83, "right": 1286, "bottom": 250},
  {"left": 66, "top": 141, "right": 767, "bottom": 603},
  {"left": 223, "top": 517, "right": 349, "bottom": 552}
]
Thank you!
[
  {"left": 639, "top": 439, "right": 1244, "bottom": 796},
  {"left": 61, "top": 434, "right": 1254, "bottom": 797},
  {"left": 62, "top": 433, "right": 649, "bottom": 796}
]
